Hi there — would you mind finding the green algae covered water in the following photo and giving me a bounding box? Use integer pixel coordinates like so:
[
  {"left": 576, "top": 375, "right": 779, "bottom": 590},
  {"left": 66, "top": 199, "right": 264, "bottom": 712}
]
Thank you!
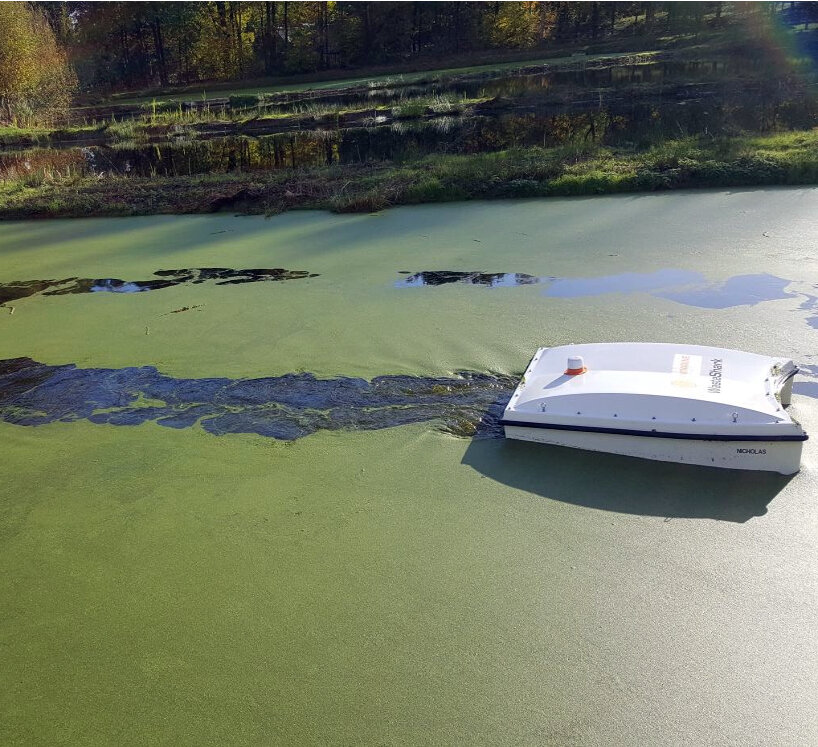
[{"left": 1, "top": 191, "right": 817, "bottom": 744}]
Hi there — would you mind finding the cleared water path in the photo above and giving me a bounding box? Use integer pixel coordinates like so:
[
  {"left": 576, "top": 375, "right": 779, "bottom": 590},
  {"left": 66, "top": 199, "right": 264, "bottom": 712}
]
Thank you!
[{"left": 0, "top": 357, "right": 513, "bottom": 439}]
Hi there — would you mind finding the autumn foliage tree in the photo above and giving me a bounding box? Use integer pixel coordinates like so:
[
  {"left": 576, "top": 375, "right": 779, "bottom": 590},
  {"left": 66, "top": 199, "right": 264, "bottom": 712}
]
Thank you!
[
  {"left": 3, "top": 2, "right": 809, "bottom": 103},
  {"left": 0, "top": 2, "right": 76, "bottom": 126}
]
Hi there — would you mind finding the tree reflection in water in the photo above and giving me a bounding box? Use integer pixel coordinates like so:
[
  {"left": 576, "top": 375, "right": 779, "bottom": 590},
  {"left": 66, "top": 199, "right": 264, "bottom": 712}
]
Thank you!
[{"left": 0, "top": 268, "right": 318, "bottom": 306}]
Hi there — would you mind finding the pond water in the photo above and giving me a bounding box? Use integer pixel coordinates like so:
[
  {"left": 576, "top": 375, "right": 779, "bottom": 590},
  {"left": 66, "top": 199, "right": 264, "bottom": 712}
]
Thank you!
[
  {"left": 0, "top": 268, "right": 318, "bottom": 305},
  {"left": 76, "top": 57, "right": 743, "bottom": 120},
  {"left": 233, "top": 58, "right": 773, "bottom": 111},
  {"left": 395, "top": 270, "right": 544, "bottom": 287},
  {"left": 543, "top": 268, "right": 800, "bottom": 308},
  {"left": 6, "top": 82, "right": 816, "bottom": 179},
  {"left": 1, "top": 189, "right": 817, "bottom": 744},
  {"left": 5, "top": 56, "right": 816, "bottom": 181},
  {"left": 396, "top": 268, "right": 808, "bottom": 314}
]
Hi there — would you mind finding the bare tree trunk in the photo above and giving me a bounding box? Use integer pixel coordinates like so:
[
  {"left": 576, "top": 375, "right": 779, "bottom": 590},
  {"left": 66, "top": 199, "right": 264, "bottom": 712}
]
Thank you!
[
  {"left": 234, "top": 2, "right": 244, "bottom": 76},
  {"left": 412, "top": 1, "right": 422, "bottom": 55},
  {"left": 556, "top": 2, "right": 571, "bottom": 40},
  {"left": 151, "top": 15, "right": 168, "bottom": 86},
  {"left": 362, "top": 2, "right": 372, "bottom": 60},
  {"left": 645, "top": 2, "right": 655, "bottom": 33},
  {"left": 283, "top": 1, "right": 289, "bottom": 53},
  {"left": 263, "top": 2, "right": 277, "bottom": 74},
  {"left": 120, "top": 25, "right": 130, "bottom": 74},
  {"left": 215, "top": 2, "right": 231, "bottom": 76},
  {"left": 453, "top": 1, "right": 462, "bottom": 53},
  {"left": 318, "top": 2, "right": 329, "bottom": 68}
]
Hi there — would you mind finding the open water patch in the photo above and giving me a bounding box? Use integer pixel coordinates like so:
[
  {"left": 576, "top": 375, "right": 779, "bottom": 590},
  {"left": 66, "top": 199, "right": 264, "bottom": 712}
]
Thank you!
[
  {"left": 395, "top": 271, "right": 543, "bottom": 287},
  {"left": 797, "top": 292, "right": 818, "bottom": 329},
  {"left": 655, "top": 273, "right": 796, "bottom": 308},
  {"left": 0, "top": 268, "right": 318, "bottom": 306},
  {"left": 793, "top": 363, "right": 818, "bottom": 399},
  {"left": 544, "top": 269, "right": 801, "bottom": 310},
  {"left": 398, "top": 269, "right": 801, "bottom": 310},
  {"left": 395, "top": 268, "right": 816, "bottom": 328},
  {"left": 544, "top": 269, "right": 703, "bottom": 298},
  {"left": 0, "top": 358, "right": 516, "bottom": 440}
]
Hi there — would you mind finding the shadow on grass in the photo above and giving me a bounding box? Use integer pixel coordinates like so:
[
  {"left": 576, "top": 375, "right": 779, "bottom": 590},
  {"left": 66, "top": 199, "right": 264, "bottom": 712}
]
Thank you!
[{"left": 461, "top": 437, "right": 794, "bottom": 522}]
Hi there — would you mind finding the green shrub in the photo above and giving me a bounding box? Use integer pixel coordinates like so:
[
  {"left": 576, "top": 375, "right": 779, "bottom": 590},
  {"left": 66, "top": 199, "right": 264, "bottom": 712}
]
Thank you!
[
  {"left": 140, "top": 100, "right": 178, "bottom": 115},
  {"left": 405, "top": 176, "right": 467, "bottom": 203},
  {"left": 229, "top": 95, "right": 260, "bottom": 110},
  {"left": 392, "top": 102, "right": 428, "bottom": 119},
  {"left": 330, "top": 189, "right": 390, "bottom": 213},
  {"left": 494, "top": 178, "right": 544, "bottom": 197}
]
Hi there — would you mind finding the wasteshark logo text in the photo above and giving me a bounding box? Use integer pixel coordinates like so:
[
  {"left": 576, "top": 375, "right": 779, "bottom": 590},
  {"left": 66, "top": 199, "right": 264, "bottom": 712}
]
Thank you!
[
  {"left": 671, "top": 353, "right": 702, "bottom": 388},
  {"left": 708, "top": 359, "right": 723, "bottom": 393}
]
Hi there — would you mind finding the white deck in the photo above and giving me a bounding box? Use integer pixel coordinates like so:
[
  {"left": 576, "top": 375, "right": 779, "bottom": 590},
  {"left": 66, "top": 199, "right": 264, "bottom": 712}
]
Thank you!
[
  {"left": 501, "top": 343, "right": 807, "bottom": 473},
  {"left": 504, "top": 343, "right": 802, "bottom": 437}
]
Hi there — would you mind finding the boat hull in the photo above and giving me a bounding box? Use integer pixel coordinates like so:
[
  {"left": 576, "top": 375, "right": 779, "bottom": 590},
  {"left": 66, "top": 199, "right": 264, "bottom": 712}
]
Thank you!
[{"left": 503, "top": 424, "right": 804, "bottom": 474}]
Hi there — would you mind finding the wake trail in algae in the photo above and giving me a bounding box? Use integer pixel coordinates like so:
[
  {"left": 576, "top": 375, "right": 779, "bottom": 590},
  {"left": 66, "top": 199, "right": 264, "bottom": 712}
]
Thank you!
[{"left": 0, "top": 357, "right": 517, "bottom": 440}]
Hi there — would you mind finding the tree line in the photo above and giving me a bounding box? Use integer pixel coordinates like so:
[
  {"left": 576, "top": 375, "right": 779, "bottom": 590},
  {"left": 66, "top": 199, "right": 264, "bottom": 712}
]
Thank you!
[
  {"left": 1, "top": 2, "right": 815, "bottom": 126},
  {"left": 41, "top": 2, "right": 799, "bottom": 90}
]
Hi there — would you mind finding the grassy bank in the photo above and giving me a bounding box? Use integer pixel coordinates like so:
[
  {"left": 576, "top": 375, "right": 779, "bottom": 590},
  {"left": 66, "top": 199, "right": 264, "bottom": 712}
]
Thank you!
[
  {"left": 89, "top": 26, "right": 760, "bottom": 108},
  {"left": 0, "top": 97, "right": 480, "bottom": 148},
  {"left": 2, "top": 131, "right": 817, "bottom": 220},
  {"left": 101, "top": 48, "right": 659, "bottom": 108}
]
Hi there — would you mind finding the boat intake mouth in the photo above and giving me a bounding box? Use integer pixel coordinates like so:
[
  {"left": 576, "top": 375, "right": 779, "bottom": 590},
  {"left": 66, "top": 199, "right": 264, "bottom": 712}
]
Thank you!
[{"left": 565, "top": 355, "right": 587, "bottom": 376}]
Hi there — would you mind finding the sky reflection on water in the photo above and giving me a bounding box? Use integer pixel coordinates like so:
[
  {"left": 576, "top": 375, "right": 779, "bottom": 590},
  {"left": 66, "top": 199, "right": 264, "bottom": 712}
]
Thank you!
[
  {"left": 545, "top": 269, "right": 703, "bottom": 298},
  {"left": 397, "top": 268, "right": 817, "bottom": 328},
  {"left": 400, "top": 268, "right": 801, "bottom": 310},
  {"left": 545, "top": 269, "right": 800, "bottom": 310},
  {"left": 656, "top": 273, "right": 796, "bottom": 308},
  {"left": 798, "top": 293, "right": 818, "bottom": 328}
]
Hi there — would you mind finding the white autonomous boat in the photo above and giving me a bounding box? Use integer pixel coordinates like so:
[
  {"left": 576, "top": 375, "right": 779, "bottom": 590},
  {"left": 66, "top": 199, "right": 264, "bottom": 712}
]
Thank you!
[{"left": 500, "top": 343, "right": 807, "bottom": 474}]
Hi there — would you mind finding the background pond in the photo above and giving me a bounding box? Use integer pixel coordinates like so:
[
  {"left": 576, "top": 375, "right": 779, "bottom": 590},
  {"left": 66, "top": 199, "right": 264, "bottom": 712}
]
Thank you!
[
  {"left": 5, "top": 87, "right": 816, "bottom": 178},
  {"left": 1, "top": 190, "right": 817, "bottom": 744},
  {"left": 4, "top": 53, "right": 816, "bottom": 181}
]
